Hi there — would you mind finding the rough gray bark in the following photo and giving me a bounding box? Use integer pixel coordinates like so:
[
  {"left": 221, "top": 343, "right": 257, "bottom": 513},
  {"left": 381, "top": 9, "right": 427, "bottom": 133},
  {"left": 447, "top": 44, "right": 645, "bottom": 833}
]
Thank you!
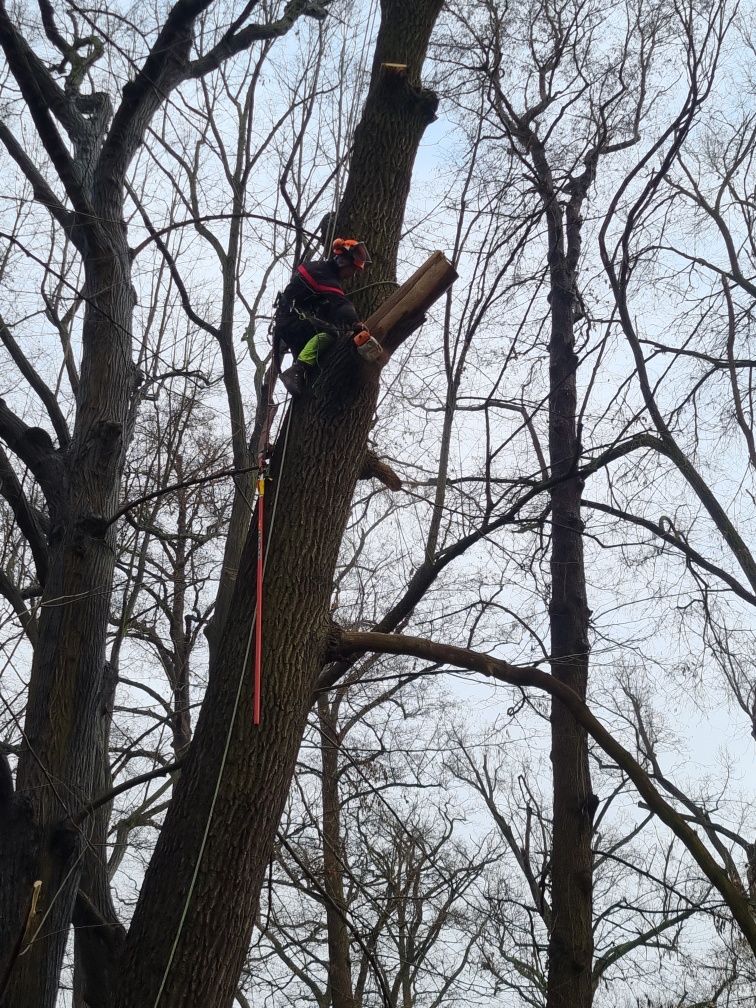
[
  {"left": 336, "top": 0, "right": 442, "bottom": 308},
  {"left": 480, "top": 90, "right": 596, "bottom": 1008},
  {"left": 72, "top": 662, "right": 125, "bottom": 1008},
  {"left": 0, "top": 206, "right": 137, "bottom": 1008}
]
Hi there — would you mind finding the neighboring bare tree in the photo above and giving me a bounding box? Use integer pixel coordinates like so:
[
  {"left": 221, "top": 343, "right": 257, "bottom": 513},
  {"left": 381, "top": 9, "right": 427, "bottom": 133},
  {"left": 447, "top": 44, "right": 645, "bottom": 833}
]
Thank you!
[{"left": 444, "top": 0, "right": 663, "bottom": 1000}]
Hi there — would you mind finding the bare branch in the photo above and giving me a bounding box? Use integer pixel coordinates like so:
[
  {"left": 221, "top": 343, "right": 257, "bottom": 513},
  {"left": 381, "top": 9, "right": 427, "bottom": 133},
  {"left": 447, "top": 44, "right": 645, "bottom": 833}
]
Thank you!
[
  {"left": 130, "top": 212, "right": 317, "bottom": 259},
  {"left": 106, "top": 464, "right": 258, "bottom": 528},
  {"left": 0, "top": 313, "right": 70, "bottom": 448},
  {"left": 0, "top": 122, "right": 76, "bottom": 240},
  {"left": 125, "top": 182, "right": 219, "bottom": 339},
  {"left": 583, "top": 499, "right": 756, "bottom": 607},
  {"left": 99, "top": 0, "right": 330, "bottom": 189},
  {"left": 184, "top": 0, "right": 332, "bottom": 80},
  {"left": 0, "top": 399, "right": 64, "bottom": 508},
  {"left": 0, "top": 3, "right": 90, "bottom": 213},
  {"left": 71, "top": 759, "right": 183, "bottom": 826},
  {"left": 0, "top": 568, "right": 37, "bottom": 647},
  {"left": 330, "top": 627, "right": 756, "bottom": 957},
  {"left": 0, "top": 444, "right": 49, "bottom": 585}
]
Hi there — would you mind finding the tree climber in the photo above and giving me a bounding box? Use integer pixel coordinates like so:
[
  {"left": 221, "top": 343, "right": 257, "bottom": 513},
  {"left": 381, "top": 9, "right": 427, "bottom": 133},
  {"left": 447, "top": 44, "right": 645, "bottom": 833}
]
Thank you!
[{"left": 274, "top": 238, "right": 372, "bottom": 397}]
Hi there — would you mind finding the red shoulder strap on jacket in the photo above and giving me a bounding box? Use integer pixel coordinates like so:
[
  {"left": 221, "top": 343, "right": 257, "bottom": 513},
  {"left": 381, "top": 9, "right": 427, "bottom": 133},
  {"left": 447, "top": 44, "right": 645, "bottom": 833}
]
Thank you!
[{"left": 297, "top": 263, "right": 346, "bottom": 298}]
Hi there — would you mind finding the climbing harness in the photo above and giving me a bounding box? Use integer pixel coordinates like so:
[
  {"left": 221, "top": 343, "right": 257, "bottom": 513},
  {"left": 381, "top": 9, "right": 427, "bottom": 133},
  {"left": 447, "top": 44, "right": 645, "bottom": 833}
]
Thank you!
[
  {"left": 277, "top": 280, "right": 382, "bottom": 362},
  {"left": 275, "top": 289, "right": 341, "bottom": 343}
]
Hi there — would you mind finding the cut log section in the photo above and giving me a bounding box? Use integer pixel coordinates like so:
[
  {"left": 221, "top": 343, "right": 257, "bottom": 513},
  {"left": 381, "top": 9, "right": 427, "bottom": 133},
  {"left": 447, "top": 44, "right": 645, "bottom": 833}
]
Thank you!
[{"left": 365, "top": 251, "right": 457, "bottom": 358}]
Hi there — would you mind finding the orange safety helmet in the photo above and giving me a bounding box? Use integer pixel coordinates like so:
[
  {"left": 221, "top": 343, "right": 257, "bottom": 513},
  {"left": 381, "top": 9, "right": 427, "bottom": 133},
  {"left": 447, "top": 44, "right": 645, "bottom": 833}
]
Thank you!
[{"left": 331, "top": 238, "right": 371, "bottom": 269}]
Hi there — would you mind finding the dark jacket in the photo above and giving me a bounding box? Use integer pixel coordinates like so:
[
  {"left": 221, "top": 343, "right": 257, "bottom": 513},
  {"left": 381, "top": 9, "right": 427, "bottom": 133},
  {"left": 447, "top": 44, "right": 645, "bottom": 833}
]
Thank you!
[{"left": 274, "top": 258, "right": 360, "bottom": 359}]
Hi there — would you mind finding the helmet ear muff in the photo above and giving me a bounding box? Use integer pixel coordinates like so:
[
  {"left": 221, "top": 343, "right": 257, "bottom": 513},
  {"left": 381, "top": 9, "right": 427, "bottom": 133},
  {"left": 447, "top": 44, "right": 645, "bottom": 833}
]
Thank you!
[
  {"left": 331, "top": 238, "right": 371, "bottom": 269},
  {"left": 349, "top": 241, "right": 370, "bottom": 269}
]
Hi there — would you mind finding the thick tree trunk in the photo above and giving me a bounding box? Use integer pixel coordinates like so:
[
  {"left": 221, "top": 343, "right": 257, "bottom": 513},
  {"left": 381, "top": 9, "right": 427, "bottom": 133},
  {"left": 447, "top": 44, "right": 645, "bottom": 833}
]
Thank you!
[
  {"left": 546, "top": 248, "right": 594, "bottom": 1008},
  {"left": 318, "top": 698, "right": 357, "bottom": 1008},
  {"left": 336, "top": 0, "right": 442, "bottom": 308},
  {"left": 114, "top": 5, "right": 443, "bottom": 1006},
  {"left": 0, "top": 208, "right": 136, "bottom": 1007},
  {"left": 115, "top": 339, "right": 383, "bottom": 1008}
]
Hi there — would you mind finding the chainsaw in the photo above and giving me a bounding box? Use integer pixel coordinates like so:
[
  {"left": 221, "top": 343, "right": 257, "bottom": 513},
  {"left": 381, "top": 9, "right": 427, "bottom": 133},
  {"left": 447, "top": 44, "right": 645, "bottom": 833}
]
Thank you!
[{"left": 353, "top": 327, "right": 383, "bottom": 362}]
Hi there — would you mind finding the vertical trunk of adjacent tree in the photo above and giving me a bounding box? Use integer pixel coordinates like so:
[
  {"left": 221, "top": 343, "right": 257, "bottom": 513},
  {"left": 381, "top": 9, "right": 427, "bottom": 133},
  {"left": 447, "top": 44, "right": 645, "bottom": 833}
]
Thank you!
[
  {"left": 170, "top": 482, "right": 192, "bottom": 755},
  {"left": 0, "top": 198, "right": 136, "bottom": 1007},
  {"left": 318, "top": 698, "right": 357, "bottom": 1008},
  {"left": 207, "top": 193, "right": 254, "bottom": 659},
  {"left": 396, "top": 897, "right": 412, "bottom": 1008},
  {"left": 73, "top": 662, "right": 125, "bottom": 1008},
  {"left": 546, "top": 238, "right": 593, "bottom": 1008},
  {"left": 114, "top": 4, "right": 442, "bottom": 1006}
]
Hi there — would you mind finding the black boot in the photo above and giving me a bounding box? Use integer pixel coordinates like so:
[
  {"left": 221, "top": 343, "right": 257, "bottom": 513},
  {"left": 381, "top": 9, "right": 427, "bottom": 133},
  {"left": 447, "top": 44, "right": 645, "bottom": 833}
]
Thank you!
[{"left": 280, "top": 361, "right": 309, "bottom": 397}]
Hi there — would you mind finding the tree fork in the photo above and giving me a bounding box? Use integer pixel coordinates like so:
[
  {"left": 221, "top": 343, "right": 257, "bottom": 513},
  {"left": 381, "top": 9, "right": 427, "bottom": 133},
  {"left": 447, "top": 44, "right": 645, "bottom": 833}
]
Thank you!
[{"left": 0, "top": 3, "right": 361, "bottom": 1005}]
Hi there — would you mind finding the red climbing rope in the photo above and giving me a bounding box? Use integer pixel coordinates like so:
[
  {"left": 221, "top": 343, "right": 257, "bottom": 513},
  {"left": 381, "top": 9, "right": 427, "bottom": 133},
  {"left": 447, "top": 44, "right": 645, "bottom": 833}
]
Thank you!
[
  {"left": 253, "top": 474, "right": 265, "bottom": 725},
  {"left": 251, "top": 360, "right": 280, "bottom": 726}
]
